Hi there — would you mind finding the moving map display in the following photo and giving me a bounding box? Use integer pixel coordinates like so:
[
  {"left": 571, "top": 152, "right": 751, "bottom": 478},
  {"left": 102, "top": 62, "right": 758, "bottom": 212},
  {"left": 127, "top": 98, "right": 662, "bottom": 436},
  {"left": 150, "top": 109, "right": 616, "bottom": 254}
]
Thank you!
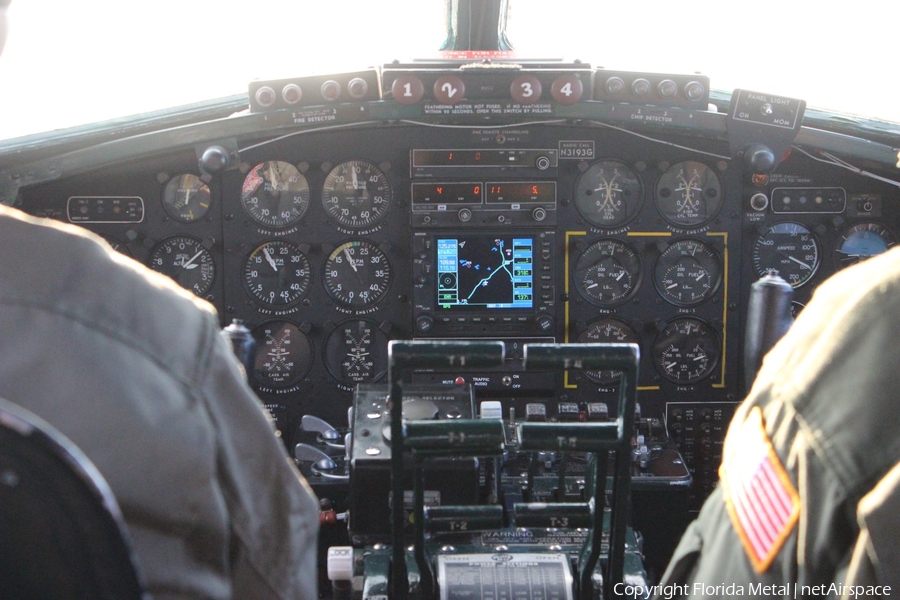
[{"left": 437, "top": 236, "right": 534, "bottom": 309}]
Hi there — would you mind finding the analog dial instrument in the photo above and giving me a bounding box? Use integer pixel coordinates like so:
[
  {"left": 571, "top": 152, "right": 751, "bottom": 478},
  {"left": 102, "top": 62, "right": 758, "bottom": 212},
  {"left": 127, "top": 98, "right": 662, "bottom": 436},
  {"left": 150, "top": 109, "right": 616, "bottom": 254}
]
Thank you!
[
  {"left": 573, "top": 160, "right": 643, "bottom": 228},
  {"left": 573, "top": 239, "right": 642, "bottom": 307},
  {"left": 323, "top": 240, "right": 392, "bottom": 308},
  {"left": 655, "top": 161, "right": 723, "bottom": 227},
  {"left": 162, "top": 174, "right": 211, "bottom": 223},
  {"left": 321, "top": 160, "right": 392, "bottom": 228},
  {"left": 834, "top": 222, "right": 896, "bottom": 270},
  {"left": 147, "top": 235, "right": 215, "bottom": 296},
  {"left": 654, "top": 239, "right": 722, "bottom": 306},
  {"left": 752, "top": 222, "right": 820, "bottom": 287},
  {"left": 653, "top": 318, "right": 719, "bottom": 384},
  {"left": 577, "top": 318, "right": 640, "bottom": 383},
  {"left": 240, "top": 161, "right": 310, "bottom": 229},
  {"left": 324, "top": 319, "right": 389, "bottom": 385},
  {"left": 252, "top": 320, "right": 313, "bottom": 388},
  {"left": 243, "top": 240, "right": 312, "bottom": 307}
]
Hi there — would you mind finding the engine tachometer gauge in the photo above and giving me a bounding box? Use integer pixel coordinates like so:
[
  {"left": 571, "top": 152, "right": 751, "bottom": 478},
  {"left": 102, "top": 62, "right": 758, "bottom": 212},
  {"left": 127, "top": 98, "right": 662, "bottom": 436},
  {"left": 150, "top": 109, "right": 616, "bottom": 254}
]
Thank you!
[
  {"left": 653, "top": 238, "right": 722, "bottom": 306},
  {"left": 240, "top": 161, "right": 310, "bottom": 229},
  {"left": 323, "top": 240, "right": 392, "bottom": 308},
  {"left": 833, "top": 222, "right": 896, "bottom": 270},
  {"left": 752, "top": 222, "right": 820, "bottom": 287},
  {"left": 573, "top": 239, "right": 642, "bottom": 307},
  {"left": 323, "top": 319, "right": 389, "bottom": 386},
  {"left": 573, "top": 160, "right": 643, "bottom": 228},
  {"left": 147, "top": 235, "right": 216, "bottom": 296},
  {"left": 162, "top": 174, "right": 211, "bottom": 223},
  {"left": 251, "top": 320, "right": 313, "bottom": 388},
  {"left": 243, "top": 240, "right": 312, "bottom": 308},
  {"left": 655, "top": 161, "right": 723, "bottom": 228},
  {"left": 577, "top": 318, "right": 640, "bottom": 383},
  {"left": 653, "top": 317, "right": 719, "bottom": 384},
  {"left": 321, "top": 160, "right": 392, "bottom": 228}
]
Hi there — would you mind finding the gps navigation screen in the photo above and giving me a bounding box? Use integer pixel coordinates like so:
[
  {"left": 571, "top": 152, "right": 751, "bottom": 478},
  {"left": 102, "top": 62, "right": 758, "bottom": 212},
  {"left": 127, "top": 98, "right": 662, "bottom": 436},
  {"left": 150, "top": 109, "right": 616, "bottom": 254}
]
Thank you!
[{"left": 437, "top": 236, "right": 534, "bottom": 309}]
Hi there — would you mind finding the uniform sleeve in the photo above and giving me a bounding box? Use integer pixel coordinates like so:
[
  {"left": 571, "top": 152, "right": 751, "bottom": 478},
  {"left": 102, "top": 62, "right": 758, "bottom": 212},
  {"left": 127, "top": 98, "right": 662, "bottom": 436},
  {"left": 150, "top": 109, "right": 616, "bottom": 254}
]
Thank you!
[
  {"left": 198, "top": 319, "right": 320, "bottom": 600},
  {"left": 843, "top": 460, "right": 900, "bottom": 599}
]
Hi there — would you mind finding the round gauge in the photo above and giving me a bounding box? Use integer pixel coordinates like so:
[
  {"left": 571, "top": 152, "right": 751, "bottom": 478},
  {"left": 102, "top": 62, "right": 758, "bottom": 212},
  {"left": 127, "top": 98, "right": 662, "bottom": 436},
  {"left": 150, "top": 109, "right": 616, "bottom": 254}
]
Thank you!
[
  {"left": 162, "top": 174, "right": 211, "bottom": 223},
  {"left": 654, "top": 238, "right": 722, "bottom": 306},
  {"left": 577, "top": 318, "right": 640, "bottom": 384},
  {"left": 655, "top": 161, "right": 723, "bottom": 227},
  {"left": 834, "top": 222, "right": 897, "bottom": 270},
  {"left": 323, "top": 240, "right": 392, "bottom": 308},
  {"left": 653, "top": 317, "right": 720, "bottom": 384},
  {"left": 243, "top": 240, "right": 312, "bottom": 307},
  {"left": 251, "top": 321, "right": 313, "bottom": 388},
  {"left": 324, "top": 319, "right": 389, "bottom": 386},
  {"left": 147, "top": 235, "right": 216, "bottom": 296},
  {"left": 573, "top": 239, "right": 642, "bottom": 307},
  {"left": 240, "top": 161, "right": 310, "bottom": 229},
  {"left": 574, "top": 160, "right": 643, "bottom": 228},
  {"left": 321, "top": 160, "right": 392, "bottom": 228},
  {"left": 752, "top": 222, "right": 820, "bottom": 288}
]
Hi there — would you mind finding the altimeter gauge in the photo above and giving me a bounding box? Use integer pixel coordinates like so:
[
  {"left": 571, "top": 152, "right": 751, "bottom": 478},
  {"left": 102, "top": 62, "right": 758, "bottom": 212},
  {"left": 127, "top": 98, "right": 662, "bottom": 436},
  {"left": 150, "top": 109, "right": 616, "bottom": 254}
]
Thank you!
[{"left": 147, "top": 235, "right": 215, "bottom": 296}]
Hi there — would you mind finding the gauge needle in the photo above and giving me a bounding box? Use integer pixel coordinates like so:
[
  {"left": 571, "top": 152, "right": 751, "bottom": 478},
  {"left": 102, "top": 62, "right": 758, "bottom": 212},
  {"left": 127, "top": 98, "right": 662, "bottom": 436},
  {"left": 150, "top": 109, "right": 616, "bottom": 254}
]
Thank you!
[
  {"left": 263, "top": 247, "right": 279, "bottom": 272},
  {"left": 181, "top": 249, "right": 204, "bottom": 270},
  {"left": 788, "top": 255, "right": 812, "bottom": 270},
  {"left": 693, "top": 354, "right": 707, "bottom": 361},
  {"left": 343, "top": 247, "right": 358, "bottom": 272}
]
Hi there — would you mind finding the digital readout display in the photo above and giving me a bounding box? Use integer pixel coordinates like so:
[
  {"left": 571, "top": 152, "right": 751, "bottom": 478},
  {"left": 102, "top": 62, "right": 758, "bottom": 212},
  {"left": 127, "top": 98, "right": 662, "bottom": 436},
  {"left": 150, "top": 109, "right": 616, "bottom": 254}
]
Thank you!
[
  {"left": 437, "top": 236, "right": 534, "bottom": 309},
  {"left": 412, "top": 149, "right": 557, "bottom": 168},
  {"left": 411, "top": 182, "right": 482, "bottom": 205},
  {"left": 485, "top": 182, "right": 555, "bottom": 204}
]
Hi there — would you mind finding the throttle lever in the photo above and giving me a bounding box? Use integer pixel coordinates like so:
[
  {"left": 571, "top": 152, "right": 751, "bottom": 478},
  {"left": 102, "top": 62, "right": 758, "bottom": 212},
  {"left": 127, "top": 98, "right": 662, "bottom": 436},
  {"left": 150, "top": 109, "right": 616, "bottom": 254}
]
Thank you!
[
  {"left": 294, "top": 443, "right": 349, "bottom": 481},
  {"left": 301, "top": 415, "right": 345, "bottom": 449}
]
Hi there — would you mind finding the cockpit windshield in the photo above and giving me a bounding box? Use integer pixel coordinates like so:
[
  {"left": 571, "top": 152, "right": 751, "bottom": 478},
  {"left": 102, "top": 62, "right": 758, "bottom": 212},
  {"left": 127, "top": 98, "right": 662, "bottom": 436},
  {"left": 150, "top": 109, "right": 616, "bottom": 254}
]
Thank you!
[{"left": 0, "top": 0, "right": 898, "bottom": 142}]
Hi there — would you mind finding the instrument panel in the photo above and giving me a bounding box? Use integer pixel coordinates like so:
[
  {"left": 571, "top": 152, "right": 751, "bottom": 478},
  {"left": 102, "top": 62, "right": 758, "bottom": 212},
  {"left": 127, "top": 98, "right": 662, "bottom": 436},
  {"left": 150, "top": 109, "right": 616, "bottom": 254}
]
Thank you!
[{"left": 14, "top": 117, "right": 900, "bottom": 508}]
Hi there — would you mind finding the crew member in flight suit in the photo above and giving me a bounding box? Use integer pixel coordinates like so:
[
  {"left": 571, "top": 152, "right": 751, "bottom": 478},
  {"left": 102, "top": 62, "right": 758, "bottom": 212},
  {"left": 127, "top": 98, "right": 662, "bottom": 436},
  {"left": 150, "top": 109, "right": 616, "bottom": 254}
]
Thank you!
[
  {"left": 656, "top": 247, "right": 900, "bottom": 599},
  {"left": 0, "top": 3, "right": 319, "bottom": 598}
]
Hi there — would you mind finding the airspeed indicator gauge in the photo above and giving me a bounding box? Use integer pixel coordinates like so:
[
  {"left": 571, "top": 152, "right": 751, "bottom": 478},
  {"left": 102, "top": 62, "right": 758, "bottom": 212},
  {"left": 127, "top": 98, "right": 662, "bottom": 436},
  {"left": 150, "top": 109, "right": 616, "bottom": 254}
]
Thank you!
[{"left": 752, "top": 222, "right": 819, "bottom": 287}]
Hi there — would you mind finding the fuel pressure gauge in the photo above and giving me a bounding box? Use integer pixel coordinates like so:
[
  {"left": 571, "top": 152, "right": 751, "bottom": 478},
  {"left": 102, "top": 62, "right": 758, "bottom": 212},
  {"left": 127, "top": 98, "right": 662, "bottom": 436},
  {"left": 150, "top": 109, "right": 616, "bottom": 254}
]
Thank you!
[{"left": 653, "top": 317, "right": 720, "bottom": 384}]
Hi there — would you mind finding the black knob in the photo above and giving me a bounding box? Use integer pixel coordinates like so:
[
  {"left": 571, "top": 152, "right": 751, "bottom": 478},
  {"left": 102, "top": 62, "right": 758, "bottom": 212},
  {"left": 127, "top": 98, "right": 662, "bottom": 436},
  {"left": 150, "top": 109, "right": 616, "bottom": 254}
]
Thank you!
[
  {"left": 200, "top": 145, "right": 231, "bottom": 174},
  {"left": 745, "top": 143, "right": 776, "bottom": 173},
  {"left": 416, "top": 315, "right": 434, "bottom": 332}
]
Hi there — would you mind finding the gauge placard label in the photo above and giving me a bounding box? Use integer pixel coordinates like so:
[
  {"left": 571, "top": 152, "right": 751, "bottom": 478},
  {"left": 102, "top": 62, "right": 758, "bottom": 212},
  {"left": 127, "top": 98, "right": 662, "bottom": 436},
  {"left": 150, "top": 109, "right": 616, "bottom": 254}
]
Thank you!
[
  {"left": 67, "top": 196, "right": 144, "bottom": 223},
  {"left": 558, "top": 140, "right": 594, "bottom": 159}
]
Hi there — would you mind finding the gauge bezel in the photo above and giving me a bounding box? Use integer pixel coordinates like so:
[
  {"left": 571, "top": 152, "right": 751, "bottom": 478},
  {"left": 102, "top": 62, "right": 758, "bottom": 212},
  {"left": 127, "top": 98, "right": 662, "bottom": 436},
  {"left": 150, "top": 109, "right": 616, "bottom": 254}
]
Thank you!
[
  {"left": 251, "top": 320, "right": 313, "bottom": 389},
  {"left": 147, "top": 234, "right": 216, "bottom": 297},
  {"left": 323, "top": 318, "right": 389, "bottom": 386},
  {"left": 577, "top": 317, "right": 641, "bottom": 383},
  {"left": 752, "top": 221, "right": 820, "bottom": 288},
  {"left": 653, "top": 238, "right": 722, "bottom": 307},
  {"left": 321, "top": 159, "right": 392, "bottom": 229},
  {"left": 652, "top": 317, "right": 720, "bottom": 384},
  {"left": 573, "top": 159, "right": 644, "bottom": 228},
  {"left": 161, "top": 173, "right": 211, "bottom": 224},
  {"left": 573, "top": 238, "right": 643, "bottom": 307},
  {"left": 832, "top": 221, "right": 897, "bottom": 271},
  {"left": 243, "top": 240, "right": 312, "bottom": 308},
  {"left": 654, "top": 160, "right": 724, "bottom": 228},
  {"left": 240, "top": 160, "right": 311, "bottom": 229},
  {"left": 323, "top": 239, "right": 393, "bottom": 308}
]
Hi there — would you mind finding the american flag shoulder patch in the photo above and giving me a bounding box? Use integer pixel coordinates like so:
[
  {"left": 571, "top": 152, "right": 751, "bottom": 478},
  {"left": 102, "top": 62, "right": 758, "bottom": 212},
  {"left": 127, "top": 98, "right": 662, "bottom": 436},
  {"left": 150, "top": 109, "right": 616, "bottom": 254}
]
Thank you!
[{"left": 719, "top": 406, "right": 800, "bottom": 574}]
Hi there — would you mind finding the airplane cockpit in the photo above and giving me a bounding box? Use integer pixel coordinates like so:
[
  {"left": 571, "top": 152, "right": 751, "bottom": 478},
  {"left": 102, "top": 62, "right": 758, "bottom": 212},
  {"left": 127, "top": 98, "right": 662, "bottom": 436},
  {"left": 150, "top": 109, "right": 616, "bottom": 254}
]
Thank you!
[{"left": 2, "top": 0, "right": 899, "bottom": 598}]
